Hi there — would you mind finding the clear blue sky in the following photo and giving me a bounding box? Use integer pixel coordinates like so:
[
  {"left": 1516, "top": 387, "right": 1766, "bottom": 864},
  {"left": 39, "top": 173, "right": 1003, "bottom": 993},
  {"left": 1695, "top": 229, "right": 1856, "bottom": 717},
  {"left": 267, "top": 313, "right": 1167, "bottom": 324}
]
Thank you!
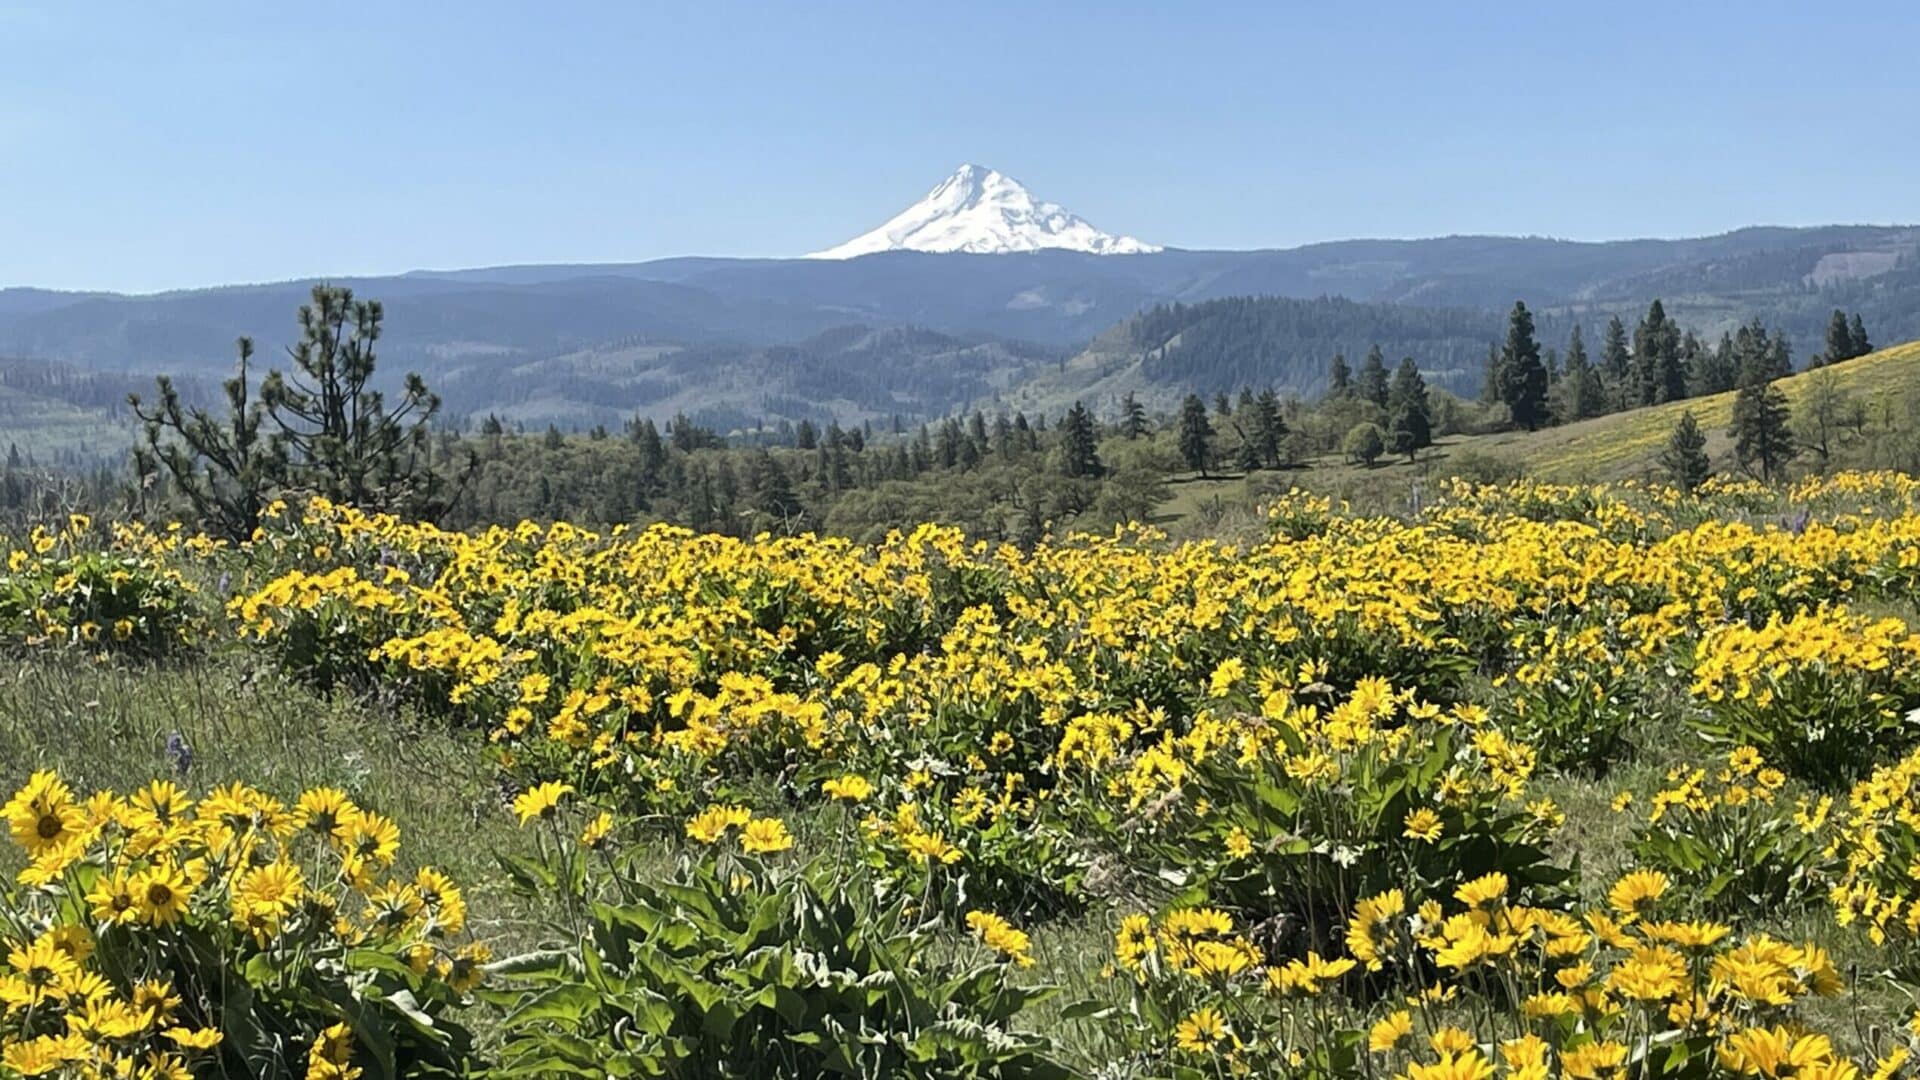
[{"left": 3, "top": 1, "right": 1915, "bottom": 293}]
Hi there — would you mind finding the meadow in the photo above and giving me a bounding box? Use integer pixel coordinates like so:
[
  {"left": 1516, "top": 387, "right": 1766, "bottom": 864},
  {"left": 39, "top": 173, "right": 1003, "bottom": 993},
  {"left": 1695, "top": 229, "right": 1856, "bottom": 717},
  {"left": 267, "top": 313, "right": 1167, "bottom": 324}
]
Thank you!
[{"left": 8, "top": 473, "right": 1920, "bottom": 1078}]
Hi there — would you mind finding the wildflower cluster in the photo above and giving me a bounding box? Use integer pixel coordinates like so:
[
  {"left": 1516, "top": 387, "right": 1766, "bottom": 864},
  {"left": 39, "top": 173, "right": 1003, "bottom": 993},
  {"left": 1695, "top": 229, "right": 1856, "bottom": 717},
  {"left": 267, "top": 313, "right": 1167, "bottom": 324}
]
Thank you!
[{"left": 0, "top": 771, "right": 480, "bottom": 1079}]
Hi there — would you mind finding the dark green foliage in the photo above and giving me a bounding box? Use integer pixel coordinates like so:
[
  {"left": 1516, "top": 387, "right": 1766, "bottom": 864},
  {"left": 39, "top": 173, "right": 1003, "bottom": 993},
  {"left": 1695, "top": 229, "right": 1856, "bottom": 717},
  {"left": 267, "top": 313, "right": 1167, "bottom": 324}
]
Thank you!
[
  {"left": 1386, "top": 357, "right": 1431, "bottom": 460},
  {"left": 129, "top": 338, "right": 279, "bottom": 542},
  {"left": 1730, "top": 381, "right": 1797, "bottom": 481},
  {"left": 1058, "top": 401, "right": 1103, "bottom": 478},
  {"left": 1356, "top": 345, "right": 1390, "bottom": 408},
  {"left": 1660, "top": 410, "right": 1712, "bottom": 492},
  {"left": 1494, "top": 301, "right": 1551, "bottom": 431},
  {"left": 1632, "top": 299, "right": 1687, "bottom": 405},
  {"left": 1248, "top": 388, "right": 1287, "bottom": 469},
  {"left": 490, "top": 853, "right": 1070, "bottom": 1079},
  {"left": 1558, "top": 325, "right": 1608, "bottom": 421},
  {"left": 1119, "top": 391, "right": 1149, "bottom": 439},
  {"left": 1177, "top": 393, "right": 1213, "bottom": 475},
  {"left": 1327, "top": 353, "right": 1351, "bottom": 397},
  {"left": 1128, "top": 296, "right": 1494, "bottom": 399},
  {"left": 130, "top": 286, "right": 469, "bottom": 541}
]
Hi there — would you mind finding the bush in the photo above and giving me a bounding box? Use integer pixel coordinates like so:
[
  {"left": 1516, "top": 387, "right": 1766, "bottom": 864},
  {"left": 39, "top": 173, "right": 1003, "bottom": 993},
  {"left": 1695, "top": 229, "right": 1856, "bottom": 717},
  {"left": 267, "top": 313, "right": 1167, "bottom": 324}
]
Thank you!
[
  {"left": 1062, "top": 677, "right": 1571, "bottom": 958},
  {"left": 489, "top": 797, "right": 1072, "bottom": 1079},
  {"left": 1621, "top": 747, "right": 1832, "bottom": 917},
  {"left": 0, "top": 770, "right": 482, "bottom": 1079},
  {"left": 1690, "top": 605, "right": 1920, "bottom": 786},
  {"left": 1, "top": 519, "right": 202, "bottom": 656}
]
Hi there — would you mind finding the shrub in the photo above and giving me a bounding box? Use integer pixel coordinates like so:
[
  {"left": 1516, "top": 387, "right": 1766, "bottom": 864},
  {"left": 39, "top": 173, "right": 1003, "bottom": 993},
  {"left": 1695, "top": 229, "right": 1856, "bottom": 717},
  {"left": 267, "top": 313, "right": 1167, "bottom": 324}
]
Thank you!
[
  {"left": 1621, "top": 748, "right": 1832, "bottom": 917},
  {"left": 0, "top": 770, "right": 481, "bottom": 1079},
  {"left": 1690, "top": 605, "right": 1920, "bottom": 786},
  {"left": 489, "top": 798, "right": 1072, "bottom": 1079},
  {"left": 1, "top": 520, "right": 201, "bottom": 656},
  {"left": 1062, "top": 677, "right": 1571, "bottom": 957}
]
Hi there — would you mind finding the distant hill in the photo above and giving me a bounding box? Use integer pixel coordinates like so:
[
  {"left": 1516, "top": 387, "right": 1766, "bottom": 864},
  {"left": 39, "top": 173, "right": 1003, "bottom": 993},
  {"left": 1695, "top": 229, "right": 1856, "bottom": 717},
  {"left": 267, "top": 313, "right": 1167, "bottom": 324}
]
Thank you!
[
  {"left": 3, "top": 225, "right": 1918, "bottom": 430},
  {"left": 434, "top": 325, "right": 1061, "bottom": 432},
  {"left": 993, "top": 295, "right": 1500, "bottom": 416}
]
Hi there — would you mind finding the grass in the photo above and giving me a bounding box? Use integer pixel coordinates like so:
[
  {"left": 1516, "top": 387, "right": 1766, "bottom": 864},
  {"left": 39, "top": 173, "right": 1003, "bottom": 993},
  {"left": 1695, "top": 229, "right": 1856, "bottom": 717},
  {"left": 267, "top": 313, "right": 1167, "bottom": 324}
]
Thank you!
[
  {"left": 6, "top": 641, "right": 1912, "bottom": 1060},
  {"left": 0, "top": 652, "right": 546, "bottom": 952}
]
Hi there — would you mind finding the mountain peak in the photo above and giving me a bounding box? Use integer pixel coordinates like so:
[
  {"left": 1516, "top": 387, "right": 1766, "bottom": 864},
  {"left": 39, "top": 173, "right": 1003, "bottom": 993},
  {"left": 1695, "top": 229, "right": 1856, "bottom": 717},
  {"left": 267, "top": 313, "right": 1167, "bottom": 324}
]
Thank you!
[{"left": 807, "top": 164, "right": 1161, "bottom": 259}]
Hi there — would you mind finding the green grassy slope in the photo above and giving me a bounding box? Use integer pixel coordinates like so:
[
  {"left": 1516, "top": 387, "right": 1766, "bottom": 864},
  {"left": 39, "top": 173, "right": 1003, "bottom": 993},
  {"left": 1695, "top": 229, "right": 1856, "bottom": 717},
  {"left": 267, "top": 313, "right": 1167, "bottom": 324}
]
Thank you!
[{"left": 1481, "top": 338, "right": 1920, "bottom": 481}]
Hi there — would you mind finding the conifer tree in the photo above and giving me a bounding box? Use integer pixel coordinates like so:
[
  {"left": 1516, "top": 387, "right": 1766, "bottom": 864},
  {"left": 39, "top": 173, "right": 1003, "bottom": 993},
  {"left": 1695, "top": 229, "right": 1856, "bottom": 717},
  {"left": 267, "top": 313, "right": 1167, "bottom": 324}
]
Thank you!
[
  {"left": 1250, "top": 388, "right": 1287, "bottom": 469},
  {"left": 129, "top": 337, "right": 280, "bottom": 542},
  {"left": 1327, "top": 353, "right": 1352, "bottom": 398},
  {"left": 1822, "top": 309, "right": 1854, "bottom": 366},
  {"left": 1849, "top": 313, "right": 1872, "bottom": 360},
  {"left": 1601, "top": 315, "right": 1631, "bottom": 405},
  {"left": 1496, "top": 301, "right": 1551, "bottom": 431},
  {"left": 1177, "top": 393, "right": 1214, "bottom": 476},
  {"left": 1059, "top": 401, "right": 1103, "bottom": 478},
  {"left": 1659, "top": 410, "right": 1711, "bottom": 492},
  {"left": 1387, "top": 357, "right": 1432, "bottom": 459},
  {"left": 1357, "top": 345, "right": 1391, "bottom": 408},
  {"left": 1729, "top": 381, "right": 1796, "bottom": 482},
  {"left": 1119, "top": 392, "right": 1150, "bottom": 439},
  {"left": 1632, "top": 299, "right": 1682, "bottom": 406}
]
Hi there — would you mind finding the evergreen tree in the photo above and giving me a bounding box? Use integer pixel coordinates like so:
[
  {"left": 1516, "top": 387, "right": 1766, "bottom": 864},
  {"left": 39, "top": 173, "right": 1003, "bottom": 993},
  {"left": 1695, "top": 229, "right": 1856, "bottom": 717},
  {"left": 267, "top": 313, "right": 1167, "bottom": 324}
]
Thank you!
[
  {"left": 794, "top": 419, "right": 818, "bottom": 450},
  {"left": 1120, "top": 392, "right": 1150, "bottom": 439},
  {"left": 1327, "top": 353, "right": 1352, "bottom": 398},
  {"left": 129, "top": 337, "right": 279, "bottom": 542},
  {"left": 1386, "top": 357, "right": 1432, "bottom": 459},
  {"left": 1357, "top": 345, "right": 1390, "bottom": 408},
  {"left": 1659, "top": 410, "right": 1711, "bottom": 492},
  {"left": 1559, "top": 325, "right": 1607, "bottom": 421},
  {"left": 1059, "top": 401, "right": 1103, "bottom": 478},
  {"left": 1496, "top": 301, "right": 1551, "bottom": 431},
  {"left": 1632, "top": 299, "right": 1682, "bottom": 406},
  {"left": 1729, "top": 381, "right": 1796, "bottom": 482},
  {"left": 1601, "top": 315, "right": 1631, "bottom": 404},
  {"left": 1250, "top": 389, "right": 1287, "bottom": 469},
  {"left": 1822, "top": 309, "right": 1854, "bottom": 366},
  {"left": 1849, "top": 313, "right": 1872, "bottom": 360},
  {"left": 1177, "top": 394, "right": 1214, "bottom": 476}
]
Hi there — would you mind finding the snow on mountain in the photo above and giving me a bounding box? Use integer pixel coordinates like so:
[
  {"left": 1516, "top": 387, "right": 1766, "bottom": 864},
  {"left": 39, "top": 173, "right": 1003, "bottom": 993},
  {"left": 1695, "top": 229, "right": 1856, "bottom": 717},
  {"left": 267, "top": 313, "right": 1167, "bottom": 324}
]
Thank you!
[{"left": 807, "top": 164, "right": 1161, "bottom": 259}]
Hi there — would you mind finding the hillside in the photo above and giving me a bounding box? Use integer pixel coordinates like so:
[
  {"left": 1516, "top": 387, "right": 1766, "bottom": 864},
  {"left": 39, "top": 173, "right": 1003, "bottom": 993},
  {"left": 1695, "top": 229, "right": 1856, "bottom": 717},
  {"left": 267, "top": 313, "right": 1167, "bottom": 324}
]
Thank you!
[
  {"left": 1479, "top": 337, "right": 1920, "bottom": 481},
  {"left": 993, "top": 295, "right": 1506, "bottom": 417},
  {"left": 4, "top": 226, "right": 1918, "bottom": 435},
  {"left": 433, "top": 325, "right": 1060, "bottom": 432}
]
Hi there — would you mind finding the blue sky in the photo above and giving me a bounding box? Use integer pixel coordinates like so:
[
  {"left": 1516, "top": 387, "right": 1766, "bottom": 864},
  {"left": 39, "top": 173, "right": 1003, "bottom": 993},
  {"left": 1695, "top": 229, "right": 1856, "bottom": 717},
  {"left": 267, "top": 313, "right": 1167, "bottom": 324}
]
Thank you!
[{"left": 3, "top": 1, "right": 1915, "bottom": 292}]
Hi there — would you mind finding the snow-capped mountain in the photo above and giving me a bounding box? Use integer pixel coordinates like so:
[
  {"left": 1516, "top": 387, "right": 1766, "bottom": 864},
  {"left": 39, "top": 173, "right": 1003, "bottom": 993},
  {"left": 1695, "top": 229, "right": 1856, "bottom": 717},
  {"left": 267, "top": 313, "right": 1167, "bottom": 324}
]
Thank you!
[{"left": 807, "top": 164, "right": 1161, "bottom": 258}]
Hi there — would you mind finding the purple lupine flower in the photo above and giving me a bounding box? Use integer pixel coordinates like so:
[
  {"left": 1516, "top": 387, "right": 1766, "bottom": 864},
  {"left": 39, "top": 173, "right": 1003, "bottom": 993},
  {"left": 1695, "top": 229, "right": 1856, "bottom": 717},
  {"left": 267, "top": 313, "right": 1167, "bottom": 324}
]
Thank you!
[{"left": 164, "top": 732, "right": 193, "bottom": 777}]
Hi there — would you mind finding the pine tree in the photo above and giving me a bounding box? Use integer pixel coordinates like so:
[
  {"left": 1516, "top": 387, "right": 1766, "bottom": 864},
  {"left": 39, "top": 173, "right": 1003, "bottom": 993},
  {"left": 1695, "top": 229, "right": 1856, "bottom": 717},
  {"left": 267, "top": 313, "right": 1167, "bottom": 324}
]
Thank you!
[
  {"left": 1601, "top": 316, "right": 1631, "bottom": 382},
  {"left": 1729, "top": 381, "right": 1796, "bottom": 482},
  {"left": 1327, "top": 354, "right": 1352, "bottom": 398},
  {"left": 1632, "top": 299, "right": 1681, "bottom": 406},
  {"left": 1120, "top": 392, "right": 1149, "bottom": 439},
  {"left": 1497, "top": 301, "right": 1551, "bottom": 431},
  {"left": 1849, "top": 313, "right": 1872, "bottom": 360},
  {"left": 1177, "top": 394, "right": 1214, "bottom": 476},
  {"left": 129, "top": 337, "right": 280, "bottom": 542},
  {"left": 1822, "top": 309, "right": 1854, "bottom": 366},
  {"left": 1560, "top": 325, "right": 1607, "bottom": 421},
  {"left": 1659, "top": 410, "right": 1711, "bottom": 492},
  {"left": 1357, "top": 345, "right": 1390, "bottom": 408},
  {"left": 1250, "top": 388, "right": 1287, "bottom": 469},
  {"left": 1387, "top": 357, "right": 1432, "bottom": 459},
  {"left": 1059, "top": 401, "right": 1103, "bottom": 478}
]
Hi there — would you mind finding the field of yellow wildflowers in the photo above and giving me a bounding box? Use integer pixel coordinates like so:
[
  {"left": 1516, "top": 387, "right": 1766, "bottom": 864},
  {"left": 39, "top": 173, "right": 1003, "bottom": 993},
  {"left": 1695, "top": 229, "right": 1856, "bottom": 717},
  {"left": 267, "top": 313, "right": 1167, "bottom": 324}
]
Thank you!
[{"left": 9, "top": 474, "right": 1920, "bottom": 1077}]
